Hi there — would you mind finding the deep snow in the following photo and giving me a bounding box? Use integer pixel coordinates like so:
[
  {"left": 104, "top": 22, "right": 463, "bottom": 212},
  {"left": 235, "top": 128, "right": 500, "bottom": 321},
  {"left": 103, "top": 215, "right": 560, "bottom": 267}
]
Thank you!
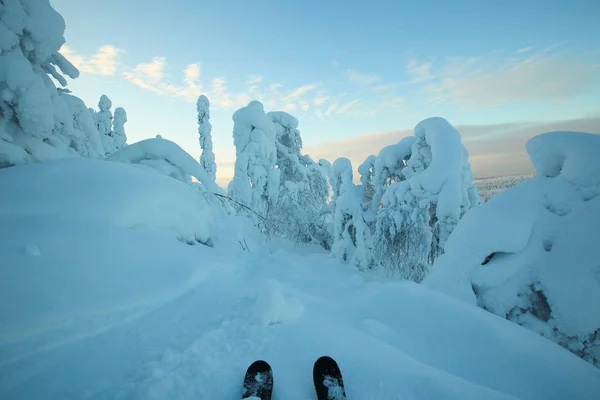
[{"left": 1, "top": 159, "right": 599, "bottom": 399}]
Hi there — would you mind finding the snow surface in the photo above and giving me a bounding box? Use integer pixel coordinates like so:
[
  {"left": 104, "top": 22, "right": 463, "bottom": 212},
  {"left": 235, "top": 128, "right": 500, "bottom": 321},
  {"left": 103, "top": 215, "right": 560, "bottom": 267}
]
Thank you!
[
  {"left": 426, "top": 130, "right": 600, "bottom": 367},
  {"left": 1, "top": 158, "right": 599, "bottom": 399}
]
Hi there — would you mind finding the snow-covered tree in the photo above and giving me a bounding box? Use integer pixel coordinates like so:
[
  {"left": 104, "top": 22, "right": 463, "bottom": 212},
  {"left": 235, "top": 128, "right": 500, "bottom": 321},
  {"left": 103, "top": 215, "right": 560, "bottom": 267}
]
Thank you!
[
  {"left": 371, "top": 137, "right": 416, "bottom": 212},
  {"left": 112, "top": 107, "right": 127, "bottom": 150},
  {"left": 95, "top": 94, "right": 114, "bottom": 154},
  {"left": 266, "top": 111, "right": 330, "bottom": 246},
  {"left": 328, "top": 155, "right": 378, "bottom": 270},
  {"left": 228, "top": 101, "right": 279, "bottom": 226},
  {"left": 0, "top": 0, "right": 106, "bottom": 166},
  {"left": 373, "top": 118, "right": 478, "bottom": 281},
  {"left": 197, "top": 95, "right": 216, "bottom": 183},
  {"left": 329, "top": 158, "right": 361, "bottom": 262}
]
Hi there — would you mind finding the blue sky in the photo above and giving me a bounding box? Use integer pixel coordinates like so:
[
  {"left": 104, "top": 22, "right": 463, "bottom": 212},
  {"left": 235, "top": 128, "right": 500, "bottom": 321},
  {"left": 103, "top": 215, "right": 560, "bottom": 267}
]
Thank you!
[{"left": 51, "top": 0, "right": 600, "bottom": 184}]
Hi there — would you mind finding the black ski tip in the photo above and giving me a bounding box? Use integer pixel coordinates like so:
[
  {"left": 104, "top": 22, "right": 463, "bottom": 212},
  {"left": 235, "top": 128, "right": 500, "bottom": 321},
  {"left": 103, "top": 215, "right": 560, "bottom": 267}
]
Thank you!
[
  {"left": 313, "top": 356, "right": 346, "bottom": 400},
  {"left": 246, "top": 359, "right": 271, "bottom": 374},
  {"left": 243, "top": 360, "right": 273, "bottom": 400}
]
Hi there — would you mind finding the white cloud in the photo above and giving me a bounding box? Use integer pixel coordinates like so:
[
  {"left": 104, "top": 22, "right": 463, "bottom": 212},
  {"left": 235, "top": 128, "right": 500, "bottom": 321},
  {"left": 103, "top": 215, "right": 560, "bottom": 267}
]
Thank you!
[
  {"left": 184, "top": 63, "right": 201, "bottom": 85},
  {"left": 123, "top": 56, "right": 166, "bottom": 93},
  {"left": 346, "top": 69, "right": 381, "bottom": 85},
  {"left": 313, "top": 95, "right": 329, "bottom": 106},
  {"left": 285, "top": 83, "right": 319, "bottom": 99},
  {"left": 336, "top": 99, "right": 361, "bottom": 115},
  {"left": 60, "top": 45, "right": 124, "bottom": 76},
  {"left": 406, "top": 59, "right": 434, "bottom": 83},
  {"left": 517, "top": 47, "right": 533, "bottom": 54},
  {"left": 247, "top": 75, "right": 262, "bottom": 85},
  {"left": 325, "top": 103, "right": 339, "bottom": 116}
]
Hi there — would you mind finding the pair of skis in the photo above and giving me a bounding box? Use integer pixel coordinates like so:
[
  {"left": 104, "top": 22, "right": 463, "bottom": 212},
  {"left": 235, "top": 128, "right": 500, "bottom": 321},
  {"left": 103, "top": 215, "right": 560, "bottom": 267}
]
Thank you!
[{"left": 242, "top": 356, "right": 346, "bottom": 400}]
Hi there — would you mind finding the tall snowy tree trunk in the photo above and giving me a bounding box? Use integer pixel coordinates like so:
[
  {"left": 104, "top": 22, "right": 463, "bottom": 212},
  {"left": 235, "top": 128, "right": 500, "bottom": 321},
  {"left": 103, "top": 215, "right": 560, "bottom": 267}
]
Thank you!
[{"left": 197, "top": 95, "right": 216, "bottom": 184}]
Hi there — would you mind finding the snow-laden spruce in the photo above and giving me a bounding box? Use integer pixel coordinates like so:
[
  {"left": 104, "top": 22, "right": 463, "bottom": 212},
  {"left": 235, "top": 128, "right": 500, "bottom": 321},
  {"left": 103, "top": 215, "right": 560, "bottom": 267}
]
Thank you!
[
  {"left": 228, "top": 101, "right": 280, "bottom": 227},
  {"left": 113, "top": 107, "right": 127, "bottom": 151},
  {"left": 426, "top": 130, "right": 600, "bottom": 368},
  {"left": 328, "top": 118, "right": 478, "bottom": 279},
  {"left": 373, "top": 118, "right": 478, "bottom": 281},
  {"left": 95, "top": 94, "right": 115, "bottom": 154},
  {"left": 268, "top": 111, "right": 330, "bottom": 247},
  {"left": 197, "top": 95, "right": 216, "bottom": 184},
  {"left": 0, "top": 0, "right": 110, "bottom": 166}
]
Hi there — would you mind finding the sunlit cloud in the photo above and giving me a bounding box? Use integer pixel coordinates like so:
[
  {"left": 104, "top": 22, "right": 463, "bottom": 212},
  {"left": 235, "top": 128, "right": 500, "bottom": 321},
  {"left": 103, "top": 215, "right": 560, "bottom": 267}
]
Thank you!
[{"left": 59, "top": 45, "right": 124, "bottom": 76}]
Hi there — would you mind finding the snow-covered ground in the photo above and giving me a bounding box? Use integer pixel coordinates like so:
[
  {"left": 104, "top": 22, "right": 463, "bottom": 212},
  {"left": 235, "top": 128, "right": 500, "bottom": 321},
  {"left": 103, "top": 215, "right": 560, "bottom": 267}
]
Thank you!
[{"left": 1, "top": 159, "right": 599, "bottom": 399}]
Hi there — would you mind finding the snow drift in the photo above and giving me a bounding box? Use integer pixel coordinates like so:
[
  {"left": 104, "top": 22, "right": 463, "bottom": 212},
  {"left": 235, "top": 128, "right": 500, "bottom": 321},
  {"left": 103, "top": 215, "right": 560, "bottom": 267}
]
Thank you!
[{"left": 426, "top": 130, "right": 600, "bottom": 367}]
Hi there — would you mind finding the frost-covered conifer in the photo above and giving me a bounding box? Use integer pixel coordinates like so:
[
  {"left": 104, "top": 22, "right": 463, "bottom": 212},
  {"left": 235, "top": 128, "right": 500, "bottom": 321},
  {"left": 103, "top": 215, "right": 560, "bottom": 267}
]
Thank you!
[
  {"left": 197, "top": 95, "right": 216, "bottom": 183},
  {"left": 228, "top": 101, "right": 279, "bottom": 224},
  {"left": 373, "top": 118, "right": 478, "bottom": 281},
  {"left": 113, "top": 107, "right": 127, "bottom": 150},
  {"left": 267, "top": 111, "right": 329, "bottom": 245},
  {"left": 0, "top": 0, "right": 106, "bottom": 166},
  {"left": 95, "top": 95, "right": 114, "bottom": 154}
]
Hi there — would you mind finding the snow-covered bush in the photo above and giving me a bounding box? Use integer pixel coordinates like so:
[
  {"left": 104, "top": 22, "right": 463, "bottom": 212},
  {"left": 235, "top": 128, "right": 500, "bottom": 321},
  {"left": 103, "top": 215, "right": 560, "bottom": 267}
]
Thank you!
[
  {"left": 426, "top": 130, "right": 600, "bottom": 368},
  {"left": 113, "top": 107, "right": 127, "bottom": 150},
  {"left": 94, "top": 94, "right": 114, "bottom": 154},
  {"left": 0, "top": 0, "right": 107, "bottom": 166},
  {"left": 267, "top": 111, "right": 330, "bottom": 246},
  {"left": 228, "top": 101, "right": 279, "bottom": 227},
  {"left": 330, "top": 158, "right": 361, "bottom": 262},
  {"left": 197, "top": 95, "right": 216, "bottom": 184},
  {"left": 106, "top": 136, "right": 219, "bottom": 195},
  {"left": 373, "top": 118, "right": 478, "bottom": 281}
]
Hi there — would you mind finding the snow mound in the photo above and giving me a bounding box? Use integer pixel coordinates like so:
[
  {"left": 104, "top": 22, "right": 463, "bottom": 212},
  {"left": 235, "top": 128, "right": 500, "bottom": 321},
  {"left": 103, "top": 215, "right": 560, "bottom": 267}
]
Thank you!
[
  {"left": 426, "top": 130, "right": 600, "bottom": 367},
  {"left": 0, "top": 158, "right": 214, "bottom": 246},
  {"left": 255, "top": 279, "right": 304, "bottom": 325},
  {"left": 106, "top": 137, "right": 220, "bottom": 193},
  {"left": 527, "top": 131, "right": 600, "bottom": 199}
]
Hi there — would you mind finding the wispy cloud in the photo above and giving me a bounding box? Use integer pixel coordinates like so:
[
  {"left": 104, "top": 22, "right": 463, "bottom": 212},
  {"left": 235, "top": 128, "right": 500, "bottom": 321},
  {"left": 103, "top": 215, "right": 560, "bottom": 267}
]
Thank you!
[
  {"left": 415, "top": 47, "right": 600, "bottom": 106},
  {"left": 313, "top": 95, "right": 330, "bottom": 106},
  {"left": 346, "top": 69, "right": 381, "bottom": 85},
  {"left": 247, "top": 75, "right": 262, "bottom": 85},
  {"left": 123, "top": 56, "right": 166, "bottom": 93},
  {"left": 337, "top": 99, "right": 361, "bottom": 115},
  {"left": 406, "top": 59, "right": 434, "bottom": 83},
  {"left": 285, "top": 83, "right": 319, "bottom": 99},
  {"left": 517, "top": 47, "right": 533, "bottom": 54},
  {"left": 60, "top": 45, "right": 124, "bottom": 76}
]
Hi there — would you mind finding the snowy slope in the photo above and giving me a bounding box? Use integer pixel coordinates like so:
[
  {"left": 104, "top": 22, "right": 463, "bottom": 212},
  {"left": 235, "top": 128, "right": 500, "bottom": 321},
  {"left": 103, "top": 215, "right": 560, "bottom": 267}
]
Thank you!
[{"left": 1, "top": 159, "right": 599, "bottom": 399}]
